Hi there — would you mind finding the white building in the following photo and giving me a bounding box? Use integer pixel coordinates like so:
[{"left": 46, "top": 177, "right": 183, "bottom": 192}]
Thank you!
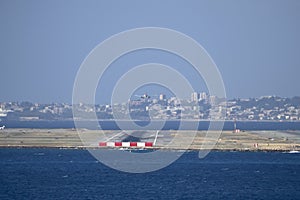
[{"left": 191, "top": 92, "right": 199, "bottom": 102}]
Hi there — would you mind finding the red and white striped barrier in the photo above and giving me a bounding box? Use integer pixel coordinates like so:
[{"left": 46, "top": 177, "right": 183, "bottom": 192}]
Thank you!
[{"left": 99, "top": 142, "right": 153, "bottom": 147}]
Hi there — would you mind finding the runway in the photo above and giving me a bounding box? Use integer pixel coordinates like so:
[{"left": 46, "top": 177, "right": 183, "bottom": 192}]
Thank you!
[{"left": 0, "top": 129, "right": 299, "bottom": 151}]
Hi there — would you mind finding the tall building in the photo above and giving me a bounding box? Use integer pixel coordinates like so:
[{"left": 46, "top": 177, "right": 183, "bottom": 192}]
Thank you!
[
  {"left": 199, "top": 92, "right": 207, "bottom": 101},
  {"left": 209, "top": 95, "right": 216, "bottom": 105},
  {"left": 191, "top": 92, "right": 199, "bottom": 102}
]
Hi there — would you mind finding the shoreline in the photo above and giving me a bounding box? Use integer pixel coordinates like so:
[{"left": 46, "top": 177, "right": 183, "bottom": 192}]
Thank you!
[
  {"left": 0, "top": 145, "right": 298, "bottom": 153},
  {"left": 2, "top": 119, "right": 300, "bottom": 122}
]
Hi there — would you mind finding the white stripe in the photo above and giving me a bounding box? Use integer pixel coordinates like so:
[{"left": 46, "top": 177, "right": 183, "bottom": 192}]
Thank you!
[
  {"left": 137, "top": 142, "right": 145, "bottom": 147},
  {"left": 122, "top": 142, "right": 130, "bottom": 147},
  {"left": 107, "top": 142, "right": 115, "bottom": 147},
  {"left": 153, "top": 130, "right": 159, "bottom": 146}
]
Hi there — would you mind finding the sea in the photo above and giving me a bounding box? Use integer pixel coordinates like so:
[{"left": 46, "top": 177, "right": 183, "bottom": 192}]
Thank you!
[
  {"left": 0, "top": 120, "right": 300, "bottom": 199},
  {"left": 2, "top": 120, "right": 300, "bottom": 130},
  {"left": 0, "top": 149, "right": 299, "bottom": 200}
]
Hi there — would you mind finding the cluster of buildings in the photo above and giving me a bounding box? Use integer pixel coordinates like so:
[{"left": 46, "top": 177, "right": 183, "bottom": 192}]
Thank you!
[
  {"left": 0, "top": 94, "right": 299, "bottom": 121},
  {"left": 225, "top": 96, "right": 300, "bottom": 121},
  {"left": 0, "top": 102, "right": 73, "bottom": 121}
]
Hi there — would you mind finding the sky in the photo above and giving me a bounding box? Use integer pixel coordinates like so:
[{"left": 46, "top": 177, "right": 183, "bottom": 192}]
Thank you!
[{"left": 0, "top": 0, "right": 299, "bottom": 104}]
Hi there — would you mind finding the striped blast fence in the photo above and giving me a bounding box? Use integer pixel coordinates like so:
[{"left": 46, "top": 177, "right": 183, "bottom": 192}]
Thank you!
[{"left": 99, "top": 142, "right": 153, "bottom": 148}]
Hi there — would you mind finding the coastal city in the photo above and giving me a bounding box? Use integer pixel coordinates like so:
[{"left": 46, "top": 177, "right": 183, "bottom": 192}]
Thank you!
[
  {"left": 1, "top": 93, "right": 299, "bottom": 121},
  {"left": 1, "top": 1, "right": 300, "bottom": 199}
]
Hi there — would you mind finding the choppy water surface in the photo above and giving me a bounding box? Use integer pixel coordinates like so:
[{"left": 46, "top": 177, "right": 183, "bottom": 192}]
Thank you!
[{"left": 0, "top": 148, "right": 299, "bottom": 199}]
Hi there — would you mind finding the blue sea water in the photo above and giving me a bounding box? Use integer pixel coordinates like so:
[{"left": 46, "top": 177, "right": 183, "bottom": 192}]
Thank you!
[
  {"left": 0, "top": 148, "right": 299, "bottom": 200},
  {"left": 2, "top": 120, "right": 300, "bottom": 130}
]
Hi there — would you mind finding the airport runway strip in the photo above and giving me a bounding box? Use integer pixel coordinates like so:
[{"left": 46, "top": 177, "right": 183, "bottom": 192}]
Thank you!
[{"left": 0, "top": 129, "right": 299, "bottom": 151}]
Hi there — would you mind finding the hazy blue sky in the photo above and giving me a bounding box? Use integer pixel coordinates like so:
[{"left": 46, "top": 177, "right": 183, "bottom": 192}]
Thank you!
[{"left": 0, "top": 0, "right": 299, "bottom": 103}]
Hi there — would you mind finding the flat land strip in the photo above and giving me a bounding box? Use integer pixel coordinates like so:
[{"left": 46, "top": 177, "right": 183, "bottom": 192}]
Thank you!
[{"left": 0, "top": 129, "right": 299, "bottom": 151}]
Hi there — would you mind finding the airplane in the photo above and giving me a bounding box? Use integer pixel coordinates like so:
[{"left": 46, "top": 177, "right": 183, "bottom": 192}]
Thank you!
[
  {"left": 0, "top": 125, "right": 5, "bottom": 130},
  {"left": 141, "top": 94, "right": 150, "bottom": 99},
  {"left": 134, "top": 93, "right": 151, "bottom": 99}
]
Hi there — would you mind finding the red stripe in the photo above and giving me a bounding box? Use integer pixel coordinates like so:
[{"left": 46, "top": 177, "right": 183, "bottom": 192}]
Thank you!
[
  {"left": 115, "top": 142, "right": 122, "bottom": 146},
  {"left": 130, "top": 142, "right": 137, "bottom": 146},
  {"left": 99, "top": 142, "right": 107, "bottom": 146},
  {"left": 145, "top": 142, "right": 153, "bottom": 147}
]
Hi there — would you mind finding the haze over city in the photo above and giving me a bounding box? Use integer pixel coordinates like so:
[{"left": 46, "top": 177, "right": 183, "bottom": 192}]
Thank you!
[{"left": 0, "top": 0, "right": 299, "bottom": 104}]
